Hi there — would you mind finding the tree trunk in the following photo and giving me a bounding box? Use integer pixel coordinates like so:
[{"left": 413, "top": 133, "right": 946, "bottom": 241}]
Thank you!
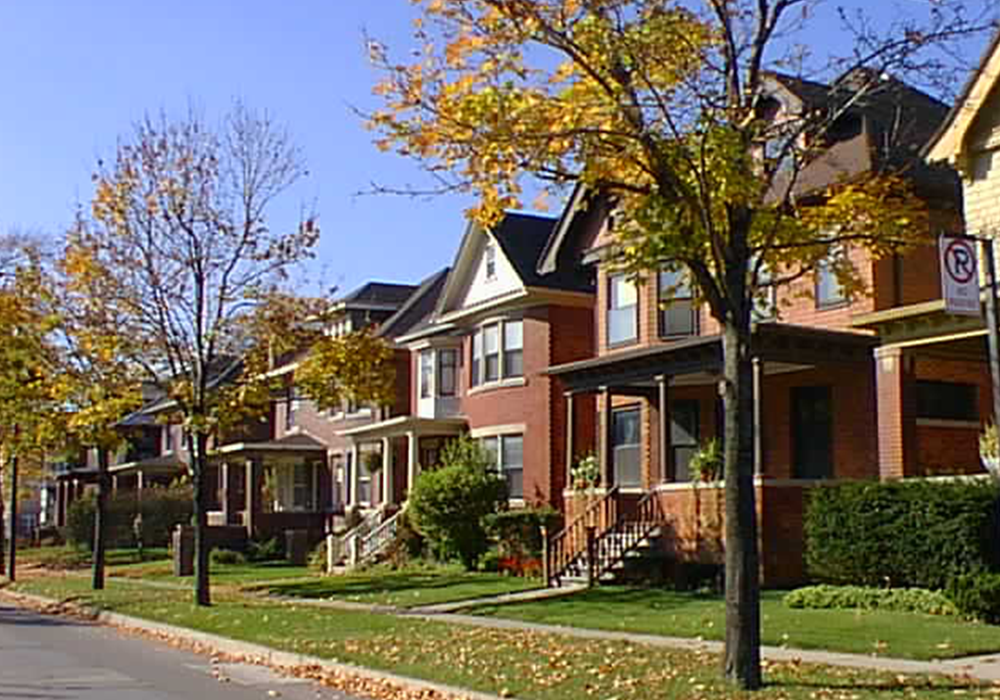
[
  {"left": 721, "top": 319, "right": 762, "bottom": 689},
  {"left": 0, "top": 458, "right": 6, "bottom": 578},
  {"left": 192, "top": 432, "right": 211, "bottom": 606},
  {"left": 7, "top": 452, "right": 18, "bottom": 583},
  {"left": 92, "top": 447, "right": 109, "bottom": 590}
]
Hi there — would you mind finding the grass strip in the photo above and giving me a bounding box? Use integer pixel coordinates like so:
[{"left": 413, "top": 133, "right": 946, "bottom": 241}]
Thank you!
[{"left": 10, "top": 576, "right": 996, "bottom": 700}]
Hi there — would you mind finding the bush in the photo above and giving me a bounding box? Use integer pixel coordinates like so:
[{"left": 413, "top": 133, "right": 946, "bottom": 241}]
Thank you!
[
  {"left": 805, "top": 480, "right": 1000, "bottom": 590},
  {"left": 210, "top": 548, "right": 246, "bottom": 566},
  {"left": 246, "top": 537, "right": 284, "bottom": 562},
  {"left": 384, "top": 509, "right": 426, "bottom": 568},
  {"left": 947, "top": 574, "right": 1000, "bottom": 624},
  {"left": 64, "top": 486, "right": 193, "bottom": 550},
  {"left": 784, "top": 584, "right": 958, "bottom": 616},
  {"left": 408, "top": 435, "right": 508, "bottom": 569},
  {"left": 485, "top": 506, "right": 562, "bottom": 560}
]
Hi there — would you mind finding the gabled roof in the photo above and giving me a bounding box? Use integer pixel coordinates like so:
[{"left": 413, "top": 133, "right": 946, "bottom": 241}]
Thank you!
[
  {"left": 376, "top": 267, "right": 451, "bottom": 341},
  {"left": 329, "top": 281, "right": 418, "bottom": 313},
  {"left": 925, "top": 28, "right": 1000, "bottom": 164}
]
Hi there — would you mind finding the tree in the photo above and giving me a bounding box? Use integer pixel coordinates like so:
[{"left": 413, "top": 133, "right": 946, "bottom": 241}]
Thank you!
[
  {"left": 367, "top": 0, "right": 996, "bottom": 688},
  {"left": 408, "top": 435, "right": 508, "bottom": 569},
  {"left": 65, "top": 103, "right": 320, "bottom": 606}
]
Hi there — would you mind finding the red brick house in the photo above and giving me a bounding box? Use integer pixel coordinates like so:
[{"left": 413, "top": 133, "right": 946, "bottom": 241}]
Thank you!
[
  {"left": 338, "top": 211, "right": 596, "bottom": 514},
  {"left": 542, "top": 72, "right": 968, "bottom": 587}
]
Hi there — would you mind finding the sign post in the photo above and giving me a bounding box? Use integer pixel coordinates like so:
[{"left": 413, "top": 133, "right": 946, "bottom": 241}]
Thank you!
[{"left": 980, "top": 239, "right": 1000, "bottom": 435}]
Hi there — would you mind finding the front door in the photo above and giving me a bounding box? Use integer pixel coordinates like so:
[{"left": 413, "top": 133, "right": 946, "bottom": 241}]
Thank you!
[
  {"left": 612, "top": 407, "right": 642, "bottom": 487},
  {"left": 792, "top": 386, "right": 833, "bottom": 479}
]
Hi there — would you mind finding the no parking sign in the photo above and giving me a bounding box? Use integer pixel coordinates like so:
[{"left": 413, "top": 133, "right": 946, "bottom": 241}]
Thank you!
[{"left": 939, "top": 235, "right": 983, "bottom": 316}]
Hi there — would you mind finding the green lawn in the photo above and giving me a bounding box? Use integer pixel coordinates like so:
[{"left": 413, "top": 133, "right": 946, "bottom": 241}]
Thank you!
[
  {"left": 248, "top": 564, "right": 541, "bottom": 608},
  {"left": 470, "top": 586, "right": 1000, "bottom": 661},
  {"left": 108, "top": 558, "right": 312, "bottom": 585},
  {"left": 8, "top": 575, "right": 992, "bottom": 700}
]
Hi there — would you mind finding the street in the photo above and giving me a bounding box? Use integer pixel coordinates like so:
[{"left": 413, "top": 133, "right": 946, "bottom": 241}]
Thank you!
[{"left": 0, "top": 602, "right": 362, "bottom": 700}]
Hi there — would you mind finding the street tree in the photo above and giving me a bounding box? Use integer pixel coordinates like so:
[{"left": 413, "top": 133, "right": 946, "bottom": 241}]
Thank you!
[
  {"left": 65, "top": 103, "right": 321, "bottom": 606},
  {"left": 367, "top": 0, "right": 996, "bottom": 687}
]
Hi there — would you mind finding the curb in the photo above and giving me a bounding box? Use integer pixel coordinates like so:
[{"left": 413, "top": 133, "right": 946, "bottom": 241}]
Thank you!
[{"left": 0, "top": 589, "right": 504, "bottom": 700}]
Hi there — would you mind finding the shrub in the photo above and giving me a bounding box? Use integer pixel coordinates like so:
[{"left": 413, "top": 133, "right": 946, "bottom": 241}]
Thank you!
[
  {"left": 246, "top": 537, "right": 284, "bottom": 562},
  {"left": 408, "top": 435, "right": 508, "bottom": 570},
  {"left": 947, "top": 574, "right": 1000, "bottom": 624},
  {"left": 64, "top": 486, "right": 193, "bottom": 550},
  {"left": 784, "top": 584, "right": 958, "bottom": 616},
  {"left": 210, "top": 548, "right": 246, "bottom": 566},
  {"left": 805, "top": 479, "right": 1000, "bottom": 590},
  {"left": 384, "top": 509, "right": 426, "bottom": 568},
  {"left": 485, "top": 507, "right": 562, "bottom": 559}
]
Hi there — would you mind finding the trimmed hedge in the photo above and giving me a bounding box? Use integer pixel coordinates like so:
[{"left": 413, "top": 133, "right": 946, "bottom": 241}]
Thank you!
[
  {"left": 947, "top": 574, "right": 1000, "bottom": 624},
  {"left": 64, "top": 486, "right": 193, "bottom": 550},
  {"left": 805, "top": 479, "right": 1000, "bottom": 590},
  {"left": 784, "top": 584, "right": 958, "bottom": 616}
]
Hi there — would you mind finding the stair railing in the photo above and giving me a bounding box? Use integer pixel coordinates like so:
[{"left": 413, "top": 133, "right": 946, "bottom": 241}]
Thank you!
[
  {"left": 591, "top": 490, "right": 664, "bottom": 578},
  {"left": 357, "top": 506, "right": 405, "bottom": 564},
  {"left": 546, "top": 485, "right": 619, "bottom": 586}
]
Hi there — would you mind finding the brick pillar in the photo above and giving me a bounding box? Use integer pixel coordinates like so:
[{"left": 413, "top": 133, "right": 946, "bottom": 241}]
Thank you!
[{"left": 874, "top": 346, "right": 917, "bottom": 479}]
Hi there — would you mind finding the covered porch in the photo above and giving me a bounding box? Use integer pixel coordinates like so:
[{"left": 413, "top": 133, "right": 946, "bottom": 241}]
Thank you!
[
  {"left": 211, "top": 433, "right": 331, "bottom": 540},
  {"left": 548, "top": 323, "right": 879, "bottom": 587},
  {"left": 854, "top": 299, "right": 992, "bottom": 479},
  {"left": 338, "top": 416, "right": 467, "bottom": 511}
]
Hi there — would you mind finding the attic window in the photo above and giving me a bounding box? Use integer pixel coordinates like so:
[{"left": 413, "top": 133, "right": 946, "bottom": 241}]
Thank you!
[{"left": 485, "top": 242, "right": 497, "bottom": 280}]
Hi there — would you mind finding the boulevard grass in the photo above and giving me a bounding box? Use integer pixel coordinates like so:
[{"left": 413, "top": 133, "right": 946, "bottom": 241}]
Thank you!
[
  {"left": 8, "top": 575, "right": 992, "bottom": 700},
  {"left": 249, "top": 563, "right": 540, "bottom": 608},
  {"left": 470, "top": 586, "right": 1000, "bottom": 661}
]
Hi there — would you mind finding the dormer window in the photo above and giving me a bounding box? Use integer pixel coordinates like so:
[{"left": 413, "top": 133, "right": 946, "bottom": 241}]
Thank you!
[{"left": 485, "top": 242, "right": 497, "bottom": 280}]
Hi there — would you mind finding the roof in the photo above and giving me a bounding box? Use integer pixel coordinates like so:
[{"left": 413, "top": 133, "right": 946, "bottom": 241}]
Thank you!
[
  {"left": 376, "top": 267, "right": 451, "bottom": 341},
  {"left": 330, "top": 281, "right": 418, "bottom": 311},
  {"left": 492, "top": 211, "right": 592, "bottom": 293},
  {"left": 925, "top": 28, "right": 1000, "bottom": 164}
]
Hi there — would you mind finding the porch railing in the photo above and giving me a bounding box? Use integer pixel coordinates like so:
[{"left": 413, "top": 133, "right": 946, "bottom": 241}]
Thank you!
[
  {"left": 589, "top": 490, "right": 663, "bottom": 581},
  {"left": 326, "top": 508, "right": 382, "bottom": 573},
  {"left": 357, "top": 506, "right": 405, "bottom": 564},
  {"left": 545, "top": 485, "right": 619, "bottom": 587}
]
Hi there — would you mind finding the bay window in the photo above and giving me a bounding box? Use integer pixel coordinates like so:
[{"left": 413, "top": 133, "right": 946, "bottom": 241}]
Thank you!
[
  {"left": 438, "top": 348, "right": 457, "bottom": 397},
  {"left": 470, "top": 319, "right": 524, "bottom": 387},
  {"left": 420, "top": 349, "right": 433, "bottom": 399}
]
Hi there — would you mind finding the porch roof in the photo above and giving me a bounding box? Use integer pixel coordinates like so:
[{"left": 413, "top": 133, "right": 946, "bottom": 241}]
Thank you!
[
  {"left": 212, "top": 432, "right": 328, "bottom": 457},
  {"left": 851, "top": 298, "right": 987, "bottom": 352},
  {"left": 109, "top": 453, "right": 186, "bottom": 475},
  {"left": 338, "top": 415, "right": 467, "bottom": 441},
  {"left": 547, "top": 322, "right": 877, "bottom": 393}
]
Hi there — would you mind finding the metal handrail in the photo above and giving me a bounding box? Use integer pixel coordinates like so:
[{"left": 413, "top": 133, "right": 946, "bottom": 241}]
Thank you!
[{"left": 546, "top": 485, "right": 619, "bottom": 586}]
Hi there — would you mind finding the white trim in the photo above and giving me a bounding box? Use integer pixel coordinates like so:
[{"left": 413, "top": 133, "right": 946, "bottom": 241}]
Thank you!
[
  {"left": 469, "top": 423, "right": 527, "bottom": 438},
  {"left": 467, "top": 377, "right": 527, "bottom": 395}
]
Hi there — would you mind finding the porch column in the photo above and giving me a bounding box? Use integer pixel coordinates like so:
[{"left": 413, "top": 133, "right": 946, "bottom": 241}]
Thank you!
[
  {"left": 136, "top": 470, "right": 145, "bottom": 506},
  {"left": 219, "top": 462, "right": 229, "bottom": 523},
  {"left": 564, "top": 391, "right": 575, "bottom": 482},
  {"left": 752, "top": 358, "right": 764, "bottom": 476},
  {"left": 657, "top": 375, "right": 671, "bottom": 482},
  {"left": 874, "top": 346, "right": 917, "bottom": 480},
  {"left": 111, "top": 475, "right": 118, "bottom": 493},
  {"left": 406, "top": 431, "right": 418, "bottom": 500},
  {"left": 349, "top": 442, "right": 360, "bottom": 507},
  {"left": 600, "top": 386, "right": 612, "bottom": 486},
  {"left": 244, "top": 458, "right": 257, "bottom": 536},
  {"left": 56, "top": 481, "right": 66, "bottom": 528},
  {"left": 381, "top": 437, "right": 393, "bottom": 506}
]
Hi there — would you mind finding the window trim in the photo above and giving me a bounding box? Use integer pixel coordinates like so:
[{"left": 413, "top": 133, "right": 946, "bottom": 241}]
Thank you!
[
  {"left": 815, "top": 248, "right": 849, "bottom": 309},
  {"left": 419, "top": 349, "right": 434, "bottom": 399},
  {"left": 438, "top": 348, "right": 457, "bottom": 397},
  {"left": 480, "top": 432, "right": 524, "bottom": 500},
  {"left": 469, "top": 318, "right": 524, "bottom": 389},
  {"left": 607, "top": 273, "right": 639, "bottom": 347},
  {"left": 657, "top": 268, "right": 698, "bottom": 338}
]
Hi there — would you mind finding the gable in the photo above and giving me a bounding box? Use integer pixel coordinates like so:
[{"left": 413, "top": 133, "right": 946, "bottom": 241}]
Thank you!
[
  {"left": 968, "top": 84, "right": 1000, "bottom": 152},
  {"left": 451, "top": 233, "right": 524, "bottom": 310}
]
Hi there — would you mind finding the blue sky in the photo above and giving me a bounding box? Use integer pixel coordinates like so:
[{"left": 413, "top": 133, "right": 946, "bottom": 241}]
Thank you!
[{"left": 0, "top": 1, "right": 994, "bottom": 297}]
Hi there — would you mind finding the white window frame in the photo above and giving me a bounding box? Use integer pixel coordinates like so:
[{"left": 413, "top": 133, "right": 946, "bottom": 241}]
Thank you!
[
  {"left": 658, "top": 268, "right": 697, "bottom": 338},
  {"left": 607, "top": 273, "right": 638, "bottom": 346},
  {"left": 274, "top": 462, "right": 317, "bottom": 512},
  {"left": 480, "top": 433, "right": 524, "bottom": 500},
  {"left": 470, "top": 319, "right": 524, "bottom": 389}
]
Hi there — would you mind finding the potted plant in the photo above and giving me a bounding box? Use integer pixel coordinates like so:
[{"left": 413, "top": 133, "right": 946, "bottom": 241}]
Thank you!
[
  {"left": 363, "top": 450, "right": 383, "bottom": 474},
  {"left": 569, "top": 452, "right": 600, "bottom": 492},
  {"left": 690, "top": 439, "right": 723, "bottom": 482},
  {"left": 980, "top": 423, "right": 1000, "bottom": 480}
]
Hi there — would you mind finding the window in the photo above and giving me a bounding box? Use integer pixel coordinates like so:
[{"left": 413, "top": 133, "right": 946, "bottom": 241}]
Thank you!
[
  {"left": 438, "top": 348, "right": 457, "bottom": 397},
  {"left": 471, "top": 332, "right": 483, "bottom": 387},
  {"left": 420, "top": 349, "right": 434, "bottom": 399},
  {"left": 503, "top": 320, "right": 523, "bottom": 378},
  {"left": 331, "top": 453, "right": 345, "bottom": 508},
  {"left": 608, "top": 274, "right": 638, "bottom": 345},
  {"left": 917, "top": 381, "right": 978, "bottom": 421},
  {"left": 164, "top": 425, "right": 174, "bottom": 453},
  {"left": 470, "top": 319, "right": 523, "bottom": 387},
  {"left": 285, "top": 390, "right": 298, "bottom": 430},
  {"left": 481, "top": 434, "right": 524, "bottom": 499},
  {"left": 816, "top": 250, "right": 847, "bottom": 307},
  {"left": 485, "top": 241, "right": 497, "bottom": 280},
  {"left": 670, "top": 400, "right": 700, "bottom": 482},
  {"left": 752, "top": 264, "right": 776, "bottom": 321},
  {"left": 658, "top": 269, "right": 697, "bottom": 337},
  {"left": 612, "top": 407, "right": 642, "bottom": 487},
  {"left": 483, "top": 324, "right": 500, "bottom": 382},
  {"left": 276, "top": 463, "right": 315, "bottom": 511}
]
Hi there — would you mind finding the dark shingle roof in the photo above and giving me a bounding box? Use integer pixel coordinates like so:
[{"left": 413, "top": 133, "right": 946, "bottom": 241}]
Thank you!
[
  {"left": 336, "top": 281, "right": 418, "bottom": 308},
  {"left": 492, "top": 212, "right": 593, "bottom": 293},
  {"left": 376, "top": 267, "right": 451, "bottom": 340}
]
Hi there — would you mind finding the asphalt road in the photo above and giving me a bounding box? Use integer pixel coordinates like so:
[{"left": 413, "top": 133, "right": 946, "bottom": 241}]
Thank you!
[{"left": 0, "top": 602, "right": 363, "bottom": 700}]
